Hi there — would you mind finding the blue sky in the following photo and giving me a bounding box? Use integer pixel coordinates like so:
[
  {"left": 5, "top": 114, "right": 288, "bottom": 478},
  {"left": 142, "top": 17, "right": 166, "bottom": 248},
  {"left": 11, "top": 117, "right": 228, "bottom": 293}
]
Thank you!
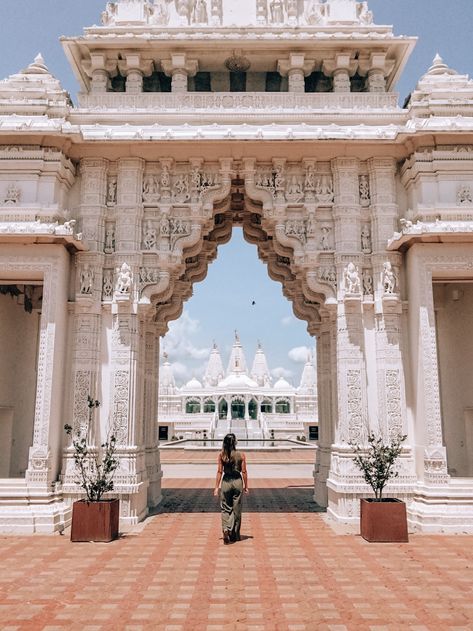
[{"left": 1, "top": 1, "right": 472, "bottom": 384}]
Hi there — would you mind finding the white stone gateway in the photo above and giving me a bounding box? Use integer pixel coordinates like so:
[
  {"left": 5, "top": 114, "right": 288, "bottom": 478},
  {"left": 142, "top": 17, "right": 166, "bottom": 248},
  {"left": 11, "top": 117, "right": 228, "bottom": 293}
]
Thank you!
[{"left": 0, "top": 0, "right": 473, "bottom": 533}]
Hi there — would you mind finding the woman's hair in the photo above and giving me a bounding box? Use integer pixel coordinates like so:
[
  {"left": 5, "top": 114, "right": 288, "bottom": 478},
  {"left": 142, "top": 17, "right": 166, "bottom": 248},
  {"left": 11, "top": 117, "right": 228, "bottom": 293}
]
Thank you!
[{"left": 221, "top": 433, "right": 237, "bottom": 463}]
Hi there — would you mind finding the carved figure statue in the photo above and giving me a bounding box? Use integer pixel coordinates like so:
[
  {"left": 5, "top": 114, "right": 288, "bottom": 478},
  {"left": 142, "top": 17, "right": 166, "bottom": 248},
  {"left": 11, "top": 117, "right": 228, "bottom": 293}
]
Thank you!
[
  {"left": 149, "top": 0, "right": 170, "bottom": 25},
  {"left": 173, "top": 174, "right": 189, "bottom": 201},
  {"left": 344, "top": 262, "right": 361, "bottom": 295},
  {"left": 270, "top": 0, "right": 285, "bottom": 23},
  {"left": 361, "top": 225, "right": 372, "bottom": 253},
  {"left": 315, "top": 175, "right": 334, "bottom": 203},
  {"left": 62, "top": 219, "right": 76, "bottom": 234},
  {"left": 116, "top": 262, "right": 132, "bottom": 294},
  {"left": 80, "top": 266, "right": 94, "bottom": 295},
  {"left": 107, "top": 178, "right": 117, "bottom": 205},
  {"left": 306, "top": 213, "right": 316, "bottom": 237},
  {"left": 103, "top": 271, "right": 114, "bottom": 299},
  {"left": 304, "top": 165, "right": 315, "bottom": 191},
  {"left": 305, "top": 0, "right": 325, "bottom": 24},
  {"left": 358, "top": 1, "right": 373, "bottom": 24},
  {"left": 104, "top": 225, "right": 115, "bottom": 254},
  {"left": 359, "top": 174, "right": 370, "bottom": 206},
  {"left": 192, "top": 0, "right": 208, "bottom": 23},
  {"left": 161, "top": 165, "right": 171, "bottom": 190},
  {"left": 101, "top": 2, "right": 117, "bottom": 26},
  {"left": 143, "top": 221, "right": 157, "bottom": 250},
  {"left": 143, "top": 175, "right": 159, "bottom": 203},
  {"left": 4, "top": 183, "right": 20, "bottom": 205},
  {"left": 382, "top": 261, "right": 397, "bottom": 295},
  {"left": 362, "top": 270, "right": 373, "bottom": 295},
  {"left": 320, "top": 226, "right": 331, "bottom": 251}
]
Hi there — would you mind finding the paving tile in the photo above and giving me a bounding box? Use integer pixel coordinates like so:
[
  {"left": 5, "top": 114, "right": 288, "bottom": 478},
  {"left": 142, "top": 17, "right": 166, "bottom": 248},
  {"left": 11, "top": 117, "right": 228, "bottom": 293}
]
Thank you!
[{"left": 0, "top": 478, "right": 472, "bottom": 631}]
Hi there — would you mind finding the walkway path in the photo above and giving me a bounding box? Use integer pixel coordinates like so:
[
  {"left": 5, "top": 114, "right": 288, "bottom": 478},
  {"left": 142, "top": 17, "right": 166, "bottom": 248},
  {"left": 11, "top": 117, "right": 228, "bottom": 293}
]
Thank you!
[{"left": 1, "top": 478, "right": 472, "bottom": 631}]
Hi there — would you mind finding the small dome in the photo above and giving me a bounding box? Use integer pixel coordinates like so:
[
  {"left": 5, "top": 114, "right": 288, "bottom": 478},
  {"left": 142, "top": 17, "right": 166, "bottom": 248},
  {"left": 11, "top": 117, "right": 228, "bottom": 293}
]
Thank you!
[
  {"left": 183, "top": 377, "right": 203, "bottom": 390},
  {"left": 273, "top": 377, "right": 294, "bottom": 391},
  {"left": 218, "top": 373, "right": 259, "bottom": 390}
]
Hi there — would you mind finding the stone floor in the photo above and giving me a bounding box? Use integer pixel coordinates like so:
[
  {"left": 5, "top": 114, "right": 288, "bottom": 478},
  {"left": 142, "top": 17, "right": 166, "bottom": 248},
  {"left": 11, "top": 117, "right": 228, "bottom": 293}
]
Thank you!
[{"left": 1, "top": 478, "right": 472, "bottom": 631}]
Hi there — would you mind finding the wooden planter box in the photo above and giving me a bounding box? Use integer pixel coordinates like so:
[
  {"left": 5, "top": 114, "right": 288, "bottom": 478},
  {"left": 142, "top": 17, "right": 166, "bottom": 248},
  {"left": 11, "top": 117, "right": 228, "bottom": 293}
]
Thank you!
[
  {"left": 70, "top": 498, "right": 120, "bottom": 543},
  {"left": 360, "top": 498, "right": 409, "bottom": 543}
]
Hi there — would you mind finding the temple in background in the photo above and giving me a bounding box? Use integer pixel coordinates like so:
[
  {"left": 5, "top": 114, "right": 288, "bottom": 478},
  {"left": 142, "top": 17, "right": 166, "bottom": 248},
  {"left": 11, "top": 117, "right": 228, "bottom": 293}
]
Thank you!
[{"left": 158, "top": 334, "right": 318, "bottom": 441}]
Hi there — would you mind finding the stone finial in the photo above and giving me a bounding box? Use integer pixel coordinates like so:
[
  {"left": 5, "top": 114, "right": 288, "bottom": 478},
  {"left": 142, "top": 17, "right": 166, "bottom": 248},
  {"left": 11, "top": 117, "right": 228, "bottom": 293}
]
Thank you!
[
  {"left": 21, "top": 52, "right": 49, "bottom": 75},
  {"left": 426, "top": 53, "right": 457, "bottom": 76}
]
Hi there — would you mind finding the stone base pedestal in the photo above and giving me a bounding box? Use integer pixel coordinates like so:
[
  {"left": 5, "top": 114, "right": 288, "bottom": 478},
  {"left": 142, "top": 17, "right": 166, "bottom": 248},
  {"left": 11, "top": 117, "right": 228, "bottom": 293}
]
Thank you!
[{"left": 408, "top": 479, "right": 473, "bottom": 534}]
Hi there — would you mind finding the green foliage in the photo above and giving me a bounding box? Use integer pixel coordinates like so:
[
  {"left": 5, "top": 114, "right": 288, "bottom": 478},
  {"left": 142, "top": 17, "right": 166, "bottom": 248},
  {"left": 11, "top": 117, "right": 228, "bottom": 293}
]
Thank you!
[
  {"left": 350, "top": 432, "right": 407, "bottom": 501},
  {"left": 64, "top": 396, "right": 119, "bottom": 502}
]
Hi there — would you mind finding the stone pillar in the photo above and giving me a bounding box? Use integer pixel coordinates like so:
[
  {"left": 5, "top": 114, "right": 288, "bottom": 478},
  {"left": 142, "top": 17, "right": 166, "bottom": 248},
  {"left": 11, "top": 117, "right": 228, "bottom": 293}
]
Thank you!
[
  {"left": 325, "top": 158, "right": 370, "bottom": 521},
  {"left": 118, "top": 54, "right": 152, "bottom": 94},
  {"left": 162, "top": 54, "right": 198, "bottom": 94},
  {"left": 359, "top": 53, "right": 394, "bottom": 93},
  {"left": 323, "top": 54, "right": 357, "bottom": 93},
  {"left": 89, "top": 54, "right": 114, "bottom": 93},
  {"left": 244, "top": 397, "right": 249, "bottom": 421},
  {"left": 143, "top": 319, "right": 162, "bottom": 507},
  {"left": 277, "top": 54, "right": 315, "bottom": 94}
]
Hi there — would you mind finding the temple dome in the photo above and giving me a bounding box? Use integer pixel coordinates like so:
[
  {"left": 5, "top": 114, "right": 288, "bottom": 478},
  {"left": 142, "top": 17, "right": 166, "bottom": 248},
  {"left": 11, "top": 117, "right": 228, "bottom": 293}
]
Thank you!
[
  {"left": 273, "top": 377, "right": 294, "bottom": 391},
  {"left": 182, "top": 377, "right": 203, "bottom": 390},
  {"left": 218, "top": 373, "right": 259, "bottom": 390}
]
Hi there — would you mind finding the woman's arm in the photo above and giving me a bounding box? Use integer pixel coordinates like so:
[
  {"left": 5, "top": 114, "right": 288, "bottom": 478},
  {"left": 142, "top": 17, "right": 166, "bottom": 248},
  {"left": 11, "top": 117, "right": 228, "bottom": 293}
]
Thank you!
[
  {"left": 213, "top": 455, "right": 223, "bottom": 497},
  {"left": 241, "top": 453, "right": 249, "bottom": 494}
]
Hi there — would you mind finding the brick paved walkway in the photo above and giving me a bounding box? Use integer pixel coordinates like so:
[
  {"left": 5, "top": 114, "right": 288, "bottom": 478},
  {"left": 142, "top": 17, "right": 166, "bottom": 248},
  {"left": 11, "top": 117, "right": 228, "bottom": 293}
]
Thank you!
[
  {"left": 1, "top": 478, "right": 472, "bottom": 631},
  {"left": 160, "top": 449, "right": 316, "bottom": 464}
]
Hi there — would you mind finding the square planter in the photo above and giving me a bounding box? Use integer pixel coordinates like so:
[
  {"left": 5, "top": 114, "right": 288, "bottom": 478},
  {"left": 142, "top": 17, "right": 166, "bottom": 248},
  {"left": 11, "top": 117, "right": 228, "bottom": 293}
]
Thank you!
[
  {"left": 360, "top": 498, "right": 408, "bottom": 543},
  {"left": 70, "top": 498, "right": 120, "bottom": 542}
]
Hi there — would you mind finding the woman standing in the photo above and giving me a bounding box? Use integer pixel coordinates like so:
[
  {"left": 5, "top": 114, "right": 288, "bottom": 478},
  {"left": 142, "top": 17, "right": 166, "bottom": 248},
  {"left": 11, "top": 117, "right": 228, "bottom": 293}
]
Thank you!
[{"left": 214, "top": 433, "right": 249, "bottom": 544}]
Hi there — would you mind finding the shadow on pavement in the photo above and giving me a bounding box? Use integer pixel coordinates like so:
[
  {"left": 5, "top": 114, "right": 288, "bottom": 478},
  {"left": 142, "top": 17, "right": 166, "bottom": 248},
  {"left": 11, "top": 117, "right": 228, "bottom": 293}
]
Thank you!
[{"left": 151, "top": 486, "right": 326, "bottom": 514}]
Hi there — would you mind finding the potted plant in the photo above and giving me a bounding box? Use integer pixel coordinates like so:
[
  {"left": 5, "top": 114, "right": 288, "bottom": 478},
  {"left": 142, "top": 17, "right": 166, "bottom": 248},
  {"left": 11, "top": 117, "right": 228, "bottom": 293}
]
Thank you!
[
  {"left": 65, "top": 396, "right": 120, "bottom": 543},
  {"left": 351, "top": 432, "right": 409, "bottom": 543}
]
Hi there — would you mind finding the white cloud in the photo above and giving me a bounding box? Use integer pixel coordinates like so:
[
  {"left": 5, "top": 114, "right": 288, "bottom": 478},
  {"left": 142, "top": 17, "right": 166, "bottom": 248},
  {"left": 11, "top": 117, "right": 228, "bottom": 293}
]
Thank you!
[
  {"left": 163, "top": 311, "right": 210, "bottom": 360},
  {"left": 281, "top": 316, "right": 294, "bottom": 327},
  {"left": 271, "top": 367, "right": 293, "bottom": 380},
  {"left": 288, "top": 346, "right": 311, "bottom": 363},
  {"left": 170, "top": 362, "right": 190, "bottom": 380}
]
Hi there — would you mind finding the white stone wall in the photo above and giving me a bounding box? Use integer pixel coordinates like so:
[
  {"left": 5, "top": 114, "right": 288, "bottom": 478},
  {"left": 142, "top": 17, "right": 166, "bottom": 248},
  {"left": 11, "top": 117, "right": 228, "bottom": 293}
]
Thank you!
[
  {"left": 0, "top": 294, "right": 40, "bottom": 477},
  {"left": 434, "top": 282, "right": 473, "bottom": 477}
]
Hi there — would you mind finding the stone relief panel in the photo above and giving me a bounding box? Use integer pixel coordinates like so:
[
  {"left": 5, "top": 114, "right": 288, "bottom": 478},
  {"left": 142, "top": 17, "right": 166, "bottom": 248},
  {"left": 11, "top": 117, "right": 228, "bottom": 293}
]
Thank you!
[{"left": 255, "top": 161, "right": 334, "bottom": 206}]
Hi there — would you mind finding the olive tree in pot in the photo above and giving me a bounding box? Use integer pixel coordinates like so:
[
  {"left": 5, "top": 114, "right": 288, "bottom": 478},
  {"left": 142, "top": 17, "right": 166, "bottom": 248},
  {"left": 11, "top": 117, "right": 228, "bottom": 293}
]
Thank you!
[
  {"left": 65, "top": 396, "right": 120, "bottom": 543},
  {"left": 351, "top": 432, "right": 408, "bottom": 543}
]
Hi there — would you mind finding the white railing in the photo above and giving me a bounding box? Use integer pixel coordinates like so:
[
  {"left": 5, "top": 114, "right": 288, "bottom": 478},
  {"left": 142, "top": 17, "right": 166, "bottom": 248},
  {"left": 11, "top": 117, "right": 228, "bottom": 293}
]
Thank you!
[{"left": 79, "top": 91, "right": 399, "bottom": 112}]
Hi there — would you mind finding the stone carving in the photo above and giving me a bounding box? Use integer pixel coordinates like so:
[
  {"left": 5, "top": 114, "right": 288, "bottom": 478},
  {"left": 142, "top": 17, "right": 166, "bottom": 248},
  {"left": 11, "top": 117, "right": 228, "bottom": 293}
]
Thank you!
[
  {"left": 79, "top": 265, "right": 94, "bottom": 295},
  {"left": 315, "top": 175, "right": 334, "bottom": 204},
  {"left": 270, "top": 0, "right": 285, "bottom": 23},
  {"left": 150, "top": 0, "right": 170, "bottom": 25},
  {"left": 320, "top": 226, "right": 332, "bottom": 251},
  {"left": 139, "top": 267, "right": 161, "bottom": 288},
  {"left": 107, "top": 177, "right": 117, "bottom": 205},
  {"left": 386, "top": 369, "right": 403, "bottom": 438},
  {"left": 362, "top": 270, "right": 373, "bottom": 295},
  {"left": 347, "top": 369, "right": 364, "bottom": 444},
  {"left": 116, "top": 262, "right": 132, "bottom": 295},
  {"left": 306, "top": 213, "right": 316, "bottom": 237},
  {"left": 102, "top": 270, "right": 114, "bottom": 299},
  {"left": 344, "top": 262, "right": 361, "bottom": 295},
  {"left": 112, "top": 370, "right": 129, "bottom": 445},
  {"left": 3, "top": 183, "right": 20, "bottom": 205},
  {"left": 361, "top": 225, "right": 372, "bottom": 253},
  {"left": 319, "top": 266, "right": 337, "bottom": 289},
  {"left": 457, "top": 185, "right": 473, "bottom": 205},
  {"left": 160, "top": 214, "right": 171, "bottom": 236},
  {"left": 143, "top": 174, "right": 160, "bottom": 203},
  {"left": 382, "top": 261, "right": 398, "bottom": 295},
  {"left": 101, "top": 2, "right": 117, "bottom": 26},
  {"left": 285, "top": 219, "right": 306, "bottom": 243},
  {"left": 173, "top": 173, "right": 190, "bottom": 203},
  {"left": 359, "top": 175, "right": 370, "bottom": 207},
  {"left": 143, "top": 220, "right": 157, "bottom": 250},
  {"left": 192, "top": 0, "right": 208, "bottom": 24},
  {"left": 104, "top": 224, "right": 115, "bottom": 254},
  {"left": 305, "top": 0, "right": 325, "bottom": 24},
  {"left": 304, "top": 163, "right": 316, "bottom": 200},
  {"left": 285, "top": 174, "right": 304, "bottom": 203},
  {"left": 357, "top": 1, "right": 373, "bottom": 24}
]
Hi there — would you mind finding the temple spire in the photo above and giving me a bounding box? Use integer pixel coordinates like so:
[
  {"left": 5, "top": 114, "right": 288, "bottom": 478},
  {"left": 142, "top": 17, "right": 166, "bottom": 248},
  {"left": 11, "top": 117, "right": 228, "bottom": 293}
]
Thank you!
[
  {"left": 203, "top": 343, "right": 225, "bottom": 387},
  {"left": 251, "top": 342, "right": 272, "bottom": 387},
  {"left": 226, "top": 331, "right": 248, "bottom": 375}
]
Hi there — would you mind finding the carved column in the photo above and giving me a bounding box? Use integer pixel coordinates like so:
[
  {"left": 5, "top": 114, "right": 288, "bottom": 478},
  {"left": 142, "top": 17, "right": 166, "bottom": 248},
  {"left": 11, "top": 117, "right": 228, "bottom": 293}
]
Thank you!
[
  {"left": 143, "top": 319, "right": 162, "bottom": 506},
  {"left": 119, "top": 54, "right": 153, "bottom": 94},
  {"left": 162, "top": 54, "right": 198, "bottom": 93},
  {"left": 359, "top": 53, "right": 394, "bottom": 94},
  {"left": 325, "top": 158, "right": 370, "bottom": 520},
  {"left": 88, "top": 54, "right": 114, "bottom": 93},
  {"left": 314, "top": 309, "right": 337, "bottom": 507},
  {"left": 277, "top": 54, "right": 315, "bottom": 94},
  {"left": 368, "top": 158, "right": 415, "bottom": 491},
  {"left": 323, "top": 54, "right": 357, "bottom": 93}
]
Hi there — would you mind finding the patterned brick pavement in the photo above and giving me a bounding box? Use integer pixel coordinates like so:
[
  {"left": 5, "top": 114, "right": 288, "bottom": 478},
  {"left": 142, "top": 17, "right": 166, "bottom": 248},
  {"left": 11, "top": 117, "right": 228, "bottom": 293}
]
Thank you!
[
  {"left": 159, "top": 450, "right": 316, "bottom": 464},
  {"left": 1, "top": 478, "right": 472, "bottom": 631}
]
